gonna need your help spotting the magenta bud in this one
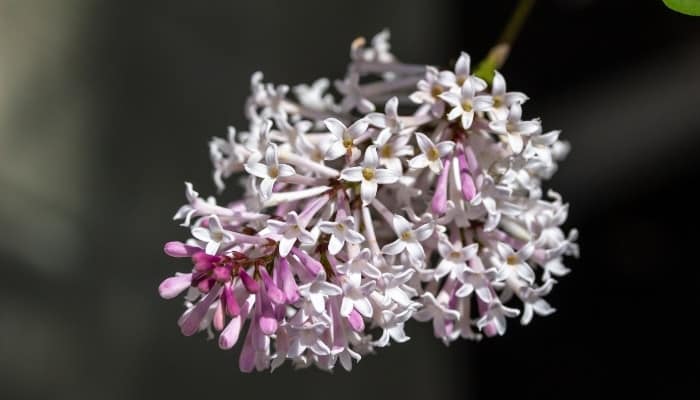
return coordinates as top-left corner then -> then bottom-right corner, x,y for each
222,283 -> 240,317
212,266 -> 232,282
238,269 -> 259,293
197,278 -> 213,293
275,257 -> 299,303
260,268 -> 285,305
192,252 -> 220,272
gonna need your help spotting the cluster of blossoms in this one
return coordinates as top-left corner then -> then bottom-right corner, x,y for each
159,31 -> 578,372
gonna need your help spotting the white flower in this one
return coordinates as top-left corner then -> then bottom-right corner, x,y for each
336,248 -> 381,285
413,293 -> 460,340
495,242 -> 536,284
489,103 -> 541,153
335,72 -> 375,113
267,211 -> 315,257
409,66 -> 448,117
323,117 -> 370,160
438,51 -> 487,92
244,143 -> 295,200
519,279 -> 557,325
434,238 -> 479,279
287,321 -> 332,357
340,145 -> 399,205
297,270 -> 343,314
476,301 -> 520,336
340,278 -> 375,318
293,78 -> 333,111
366,96 -> 404,136
191,215 -> 234,255
382,215 -> 433,266
455,262 -> 500,303
408,132 -> 455,173
381,269 -> 418,307
439,80 -> 493,129
373,128 -> 413,174
373,309 -> 413,347
210,126 -> 248,191
318,215 -> 365,255
489,71 -> 528,120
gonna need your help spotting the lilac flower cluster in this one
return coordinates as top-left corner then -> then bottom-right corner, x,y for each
159,30 -> 578,372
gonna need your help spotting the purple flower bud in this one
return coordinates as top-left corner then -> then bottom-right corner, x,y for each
158,273 -> 192,299
163,241 -> 201,258
238,269 -> 259,293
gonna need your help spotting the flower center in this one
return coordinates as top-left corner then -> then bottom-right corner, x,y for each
212,231 -> 224,242
427,147 -> 440,161
493,96 -> 503,108
461,101 -> 473,112
431,85 -> 444,98
380,145 -> 394,158
401,231 -> 413,241
450,251 -> 462,260
506,255 -> 519,265
362,167 -> 375,181
337,223 -> 346,232
457,76 -> 466,86
343,136 -> 354,149
268,165 -> 279,179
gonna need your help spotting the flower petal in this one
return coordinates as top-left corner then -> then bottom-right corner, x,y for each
340,166 -> 363,182
382,239 -> 406,255
324,118 -> 347,138
360,180 -> 378,205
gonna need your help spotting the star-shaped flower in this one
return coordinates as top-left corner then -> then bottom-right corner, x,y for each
489,71 -> 528,120
439,80 -> 493,129
367,96 -> 404,136
318,215 -> 366,255
408,132 -> 455,173
267,211 -> 315,257
438,51 -> 487,92
244,143 -> 295,200
413,292 -> 461,340
336,248 -> 381,285
382,215 -> 433,266
495,242 -> 536,284
489,103 -> 541,153
297,270 -> 343,313
323,117 -> 370,161
340,278 -> 375,318
434,238 -> 479,280
191,215 -> 235,255
476,300 -> 520,336
340,145 -> 399,205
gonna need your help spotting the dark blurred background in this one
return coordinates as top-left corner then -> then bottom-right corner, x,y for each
1,1 -> 698,399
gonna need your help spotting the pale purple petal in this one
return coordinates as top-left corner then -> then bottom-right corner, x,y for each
219,315 -> 242,349
158,273 -> 192,299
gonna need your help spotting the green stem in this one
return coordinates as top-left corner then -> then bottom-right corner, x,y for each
474,0 -> 536,85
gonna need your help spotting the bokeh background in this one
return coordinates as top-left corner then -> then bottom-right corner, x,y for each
1,1 -> 697,399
